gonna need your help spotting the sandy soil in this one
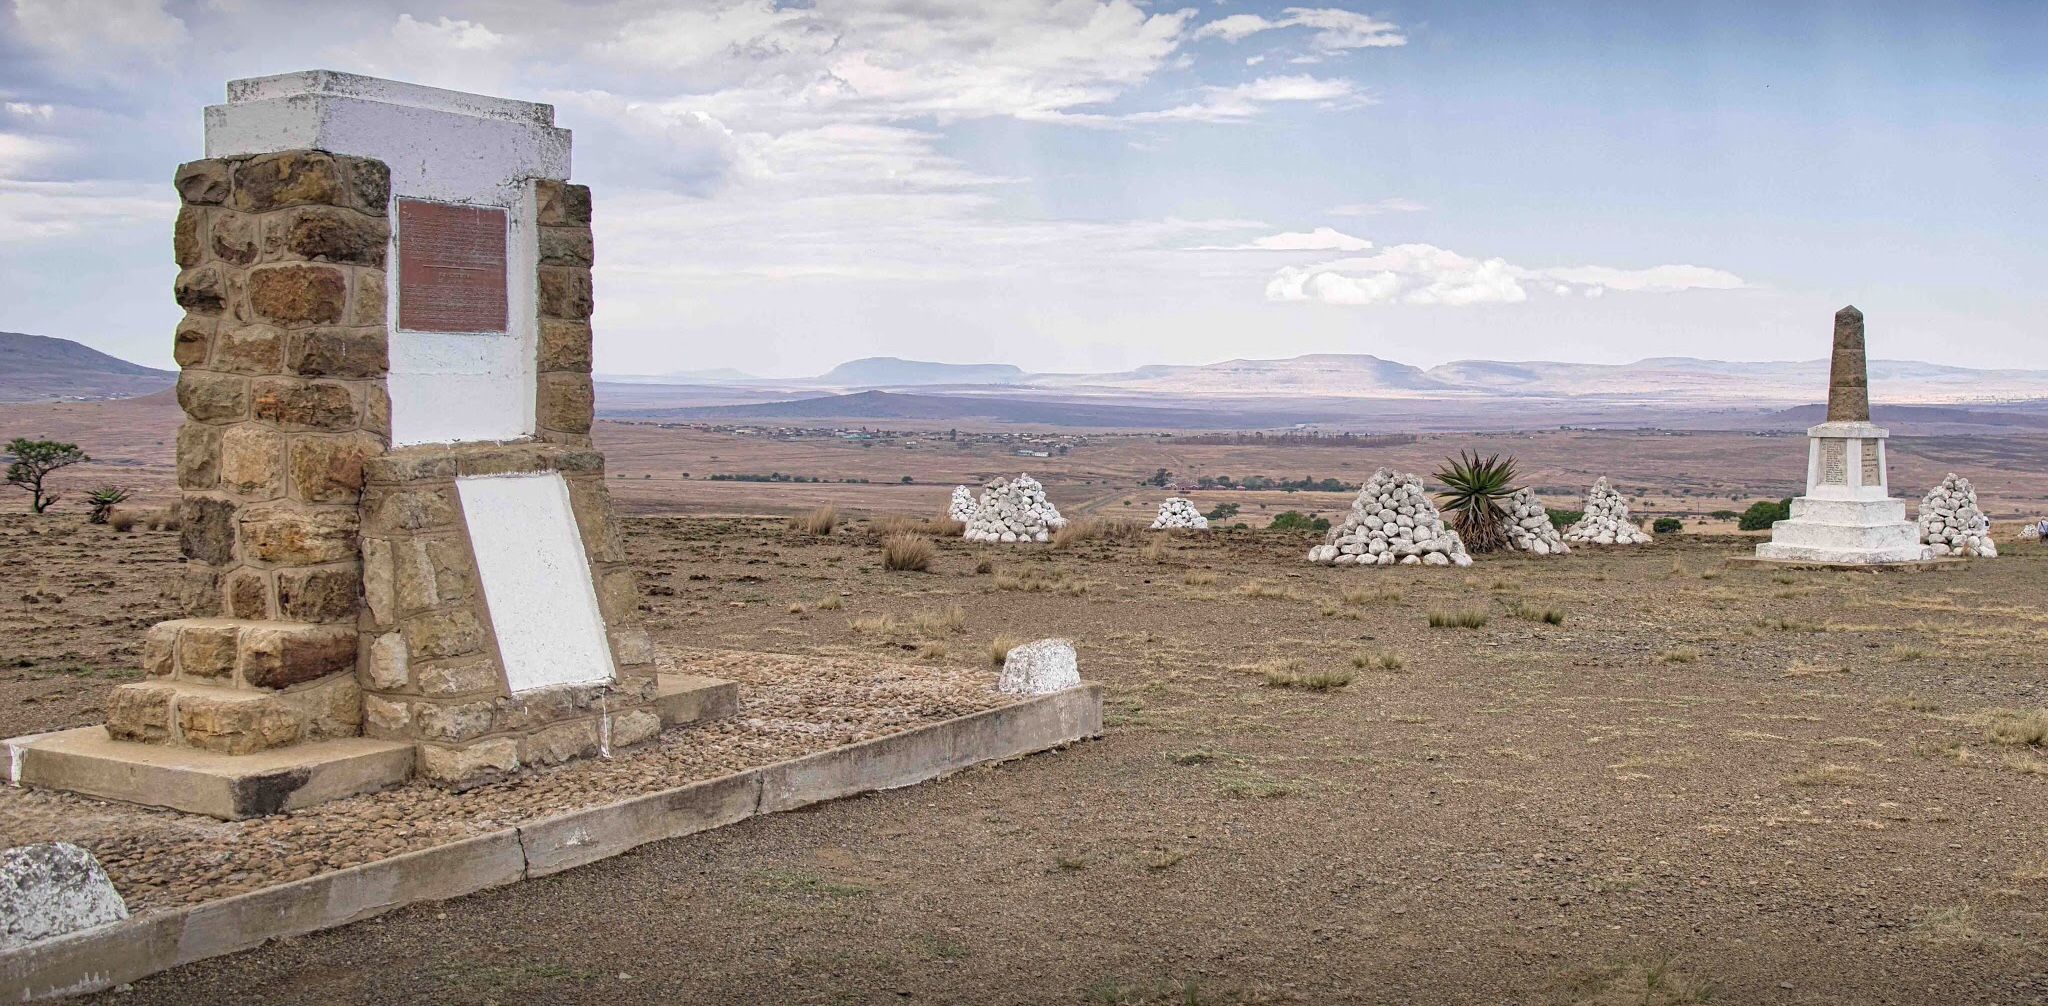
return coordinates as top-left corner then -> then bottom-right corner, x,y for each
0,511 -> 2036,1004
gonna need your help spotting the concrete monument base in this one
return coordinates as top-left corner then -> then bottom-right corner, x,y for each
1753,497 -> 1931,564
5,731 -> 415,821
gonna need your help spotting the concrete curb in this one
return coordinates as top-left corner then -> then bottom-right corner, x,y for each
1,684 -> 1102,1002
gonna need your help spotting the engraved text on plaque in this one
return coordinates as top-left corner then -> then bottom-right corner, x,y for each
1861,441 -> 1881,488
398,200 -> 508,333
1820,438 -> 1847,485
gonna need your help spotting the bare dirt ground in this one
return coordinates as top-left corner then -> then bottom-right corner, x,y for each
3,509 -> 2041,1004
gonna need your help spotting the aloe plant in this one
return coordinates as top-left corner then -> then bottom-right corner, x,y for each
85,486 -> 131,525
1433,451 -> 1521,553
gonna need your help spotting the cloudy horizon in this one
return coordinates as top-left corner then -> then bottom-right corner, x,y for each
2,1 -> 2040,378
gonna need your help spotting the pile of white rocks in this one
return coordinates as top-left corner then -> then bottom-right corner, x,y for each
1564,477 -> 1653,545
948,485 -> 977,523
2021,521 -> 2045,542
962,474 -> 1068,544
1503,487 -> 1570,556
1918,473 -> 1997,558
1307,468 -> 1472,567
1150,497 -> 1209,530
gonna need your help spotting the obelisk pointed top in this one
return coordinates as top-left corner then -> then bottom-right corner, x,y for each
1827,305 -> 1869,422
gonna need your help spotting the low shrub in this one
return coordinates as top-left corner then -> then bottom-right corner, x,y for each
1652,517 -> 1683,534
1267,511 -> 1329,533
1737,499 -> 1792,531
1546,509 -> 1584,530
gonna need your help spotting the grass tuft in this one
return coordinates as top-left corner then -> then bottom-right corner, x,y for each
788,506 -> 838,535
1351,650 -> 1405,671
1427,608 -> 1489,629
1251,657 -> 1354,691
881,533 -> 936,572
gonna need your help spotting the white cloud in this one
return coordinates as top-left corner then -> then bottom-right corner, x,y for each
1194,8 -> 1406,53
1329,197 -> 1425,215
10,0 -> 187,58
1266,241 -> 1744,306
1058,74 -> 1373,125
0,179 -> 169,239
1192,226 -> 1372,251
392,14 -> 505,52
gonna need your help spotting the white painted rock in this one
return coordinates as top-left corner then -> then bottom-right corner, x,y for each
1503,487 -> 1570,557
1,843 -> 128,950
948,485 -> 977,523
1564,477 -> 1652,545
1918,473 -> 1997,558
2021,521 -> 2045,542
962,475 -> 1067,544
1306,468 -> 1471,568
998,638 -> 1079,695
1150,497 -> 1209,530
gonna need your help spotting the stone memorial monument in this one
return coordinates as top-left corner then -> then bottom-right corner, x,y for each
3,71 -> 732,819
1752,307 -> 1933,565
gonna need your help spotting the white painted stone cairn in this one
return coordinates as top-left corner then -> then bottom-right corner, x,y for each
1918,474 -> 1997,558
1306,469 -> 1471,567
948,485 -> 977,523
1564,477 -> 1652,546
2021,521 -> 2045,542
1150,497 -> 1209,530
962,475 -> 1068,544
998,638 -> 1080,696
1503,487 -> 1570,555
1,843 -> 129,950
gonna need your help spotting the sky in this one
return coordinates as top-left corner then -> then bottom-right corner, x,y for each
1,0 -> 2042,378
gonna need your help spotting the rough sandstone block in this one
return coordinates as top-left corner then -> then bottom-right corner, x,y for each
537,226 -> 593,267
173,264 -> 227,314
208,210 -> 260,266
275,564 -> 361,623
288,326 -> 387,379
237,506 -> 360,565
364,630 -> 408,690
345,157 -> 390,214
172,314 -> 216,368
295,673 -> 363,740
252,379 -> 358,430
417,656 -> 500,697
610,626 -> 655,667
174,206 -> 203,267
218,425 -> 285,497
361,538 -> 396,628
222,567 -> 270,619
417,738 -> 517,787
211,323 -> 285,375
174,158 -> 231,205
239,623 -> 357,689
519,718 -> 600,766
264,205 -> 388,266
403,607 -> 485,661
597,567 -> 640,620
537,319 -> 592,373
176,691 -> 302,755
176,370 -> 248,422
566,476 -> 624,562
231,151 -> 347,212
175,621 -> 242,680
179,496 -> 238,565
247,264 -> 348,324
288,432 -> 378,504
350,270 -> 386,327
140,623 -> 178,678
362,693 -> 411,736
534,180 -> 592,226
180,565 -> 223,618
392,536 -> 474,613
536,372 -> 594,434
413,698 -> 496,744
176,423 -> 221,490
363,383 -> 391,437
364,451 -> 457,484
610,708 -> 662,749
536,267 -> 593,320
364,486 -> 459,532
104,682 -> 174,743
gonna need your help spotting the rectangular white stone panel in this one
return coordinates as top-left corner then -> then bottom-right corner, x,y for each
456,472 -> 615,693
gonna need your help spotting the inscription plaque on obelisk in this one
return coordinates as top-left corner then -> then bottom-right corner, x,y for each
398,200 -> 508,333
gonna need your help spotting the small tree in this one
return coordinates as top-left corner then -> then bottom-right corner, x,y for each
86,486 -> 132,524
5,438 -> 89,514
1737,498 -> 1793,531
1652,516 -> 1683,534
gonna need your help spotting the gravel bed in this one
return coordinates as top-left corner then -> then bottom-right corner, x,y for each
0,648 -> 1008,912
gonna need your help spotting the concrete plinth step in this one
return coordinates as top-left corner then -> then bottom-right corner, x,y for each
654,672 -> 738,728
4,728 -> 413,821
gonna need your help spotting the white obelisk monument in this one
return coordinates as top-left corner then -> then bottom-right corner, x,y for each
1754,306 -> 1933,565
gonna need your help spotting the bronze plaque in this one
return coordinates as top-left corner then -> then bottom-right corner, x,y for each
398,200 -> 508,333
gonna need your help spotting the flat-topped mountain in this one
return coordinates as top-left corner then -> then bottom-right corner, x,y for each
812,358 -> 1029,387
0,332 -> 174,403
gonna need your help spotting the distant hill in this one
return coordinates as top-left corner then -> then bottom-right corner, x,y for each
0,332 -> 174,403
607,389 -> 1322,429
812,358 -> 1028,387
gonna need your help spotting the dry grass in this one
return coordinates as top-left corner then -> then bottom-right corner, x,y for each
1351,650 -> 1405,672
1427,608 -> 1490,629
1051,518 -> 1146,549
1249,657 -> 1354,691
994,567 -> 1091,595
1561,956 -> 1718,1005
1656,646 -> 1700,664
881,533 -> 936,572
871,514 -> 962,538
1342,585 -> 1402,605
788,506 -> 839,535
1182,569 -> 1219,586
1782,661 -> 1849,678
1508,601 -> 1565,625
989,634 -> 1023,666
1238,579 -> 1310,602
849,604 -> 967,643
910,604 -> 967,635
108,507 -> 178,532
815,595 -> 844,611
1983,707 -> 2048,748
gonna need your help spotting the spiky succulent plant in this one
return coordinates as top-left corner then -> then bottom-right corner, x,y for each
1433,451 -> 1521,553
